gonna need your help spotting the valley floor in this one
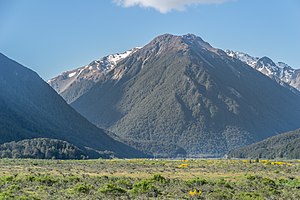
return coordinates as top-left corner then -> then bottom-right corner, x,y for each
0,158 -> 300,199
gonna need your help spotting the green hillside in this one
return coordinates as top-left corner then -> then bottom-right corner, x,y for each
228,129 -> 300,159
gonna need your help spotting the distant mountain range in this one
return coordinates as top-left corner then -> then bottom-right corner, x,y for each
225,50 -> 300,92
0,53 -> 146,159
48,33 -> 300,157
228,128 -> 300,159
49,43 -> 300,103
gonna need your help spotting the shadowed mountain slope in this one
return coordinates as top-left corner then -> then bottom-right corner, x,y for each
0,53 -> 146,158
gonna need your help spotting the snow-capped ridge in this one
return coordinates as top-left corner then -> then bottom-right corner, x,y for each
225,50 -> 259,67
225,49 -> 297,88
87,47 -> 141,73
48,34 -> 300,104
48,47 -> 140,97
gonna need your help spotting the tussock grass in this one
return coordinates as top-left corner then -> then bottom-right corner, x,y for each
0,158 -> 300,199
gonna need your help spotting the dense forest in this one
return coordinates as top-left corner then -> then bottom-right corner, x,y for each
0,138 -> 113,159
228,128 -> 300,159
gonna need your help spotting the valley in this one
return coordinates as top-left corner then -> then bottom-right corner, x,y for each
2,33 -> 300,160
1,1 -> 300,199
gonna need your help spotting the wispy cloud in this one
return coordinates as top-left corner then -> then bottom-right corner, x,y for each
113,0 -> 233,13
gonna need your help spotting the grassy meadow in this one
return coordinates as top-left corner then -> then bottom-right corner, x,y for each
0,158 -> 300,199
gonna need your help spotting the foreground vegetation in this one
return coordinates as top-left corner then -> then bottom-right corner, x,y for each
1,158 -> 300,199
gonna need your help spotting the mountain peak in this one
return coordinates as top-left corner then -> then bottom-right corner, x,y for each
142,34 -> 189,56
257,56 -> 276,67
181,33 -> 197,38
150,33 -> 180,43
182,34 -> 214,52
181,33 -> 204,43
144,33 -> 214,55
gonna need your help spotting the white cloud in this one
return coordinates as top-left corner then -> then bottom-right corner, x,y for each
113,0 -> 232,13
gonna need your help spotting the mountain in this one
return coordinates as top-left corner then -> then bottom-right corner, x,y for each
228,128 -> 300,159
50,34 -> 300,157
50,44 -> 300,103
225,50 -> 300,92
0,52 -> 146,158
48,48 -> 140,103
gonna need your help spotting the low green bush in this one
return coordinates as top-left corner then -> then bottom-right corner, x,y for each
99,183 -> 127,195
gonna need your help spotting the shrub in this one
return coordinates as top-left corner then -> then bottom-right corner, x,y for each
117,178 -> 132,189
66,175 -> 81,183
1,175 -> 14,183
131,180 -> 160,197
178,164 -> 189,168
36,175 -> 58,186
245,175 -> 261,181
207,189 -> 233,200
152,174 -> 168,184
99,183 -> 127,195
235,192 -> 263,200
71,183 -> 93,194
262,177 -> 277,189
7,184 -> 21,191
188,189 -> 202,197
186,177 -> 209,187
215,178 -> 233,189
0,191 -> 14,200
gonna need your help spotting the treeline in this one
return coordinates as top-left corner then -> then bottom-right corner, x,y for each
0,138 -> 88,159
123,139 -> 187,158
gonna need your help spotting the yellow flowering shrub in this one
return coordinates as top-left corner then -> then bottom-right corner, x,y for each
178,164 -> 189,168
189,189 -> 202,197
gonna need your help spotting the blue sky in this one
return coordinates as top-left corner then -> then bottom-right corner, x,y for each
0,0 -> 299,80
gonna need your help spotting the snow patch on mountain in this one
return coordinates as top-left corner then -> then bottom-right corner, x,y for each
68,72 -> 76,78
48,47 -> 140,94
225,50 -> 298,90
225,50 -> 259,67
